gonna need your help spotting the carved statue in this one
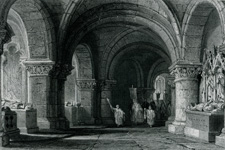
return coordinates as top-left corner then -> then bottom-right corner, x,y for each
206,70 -> 214,101
216,67 -> 225,102
188,46 -> 225,113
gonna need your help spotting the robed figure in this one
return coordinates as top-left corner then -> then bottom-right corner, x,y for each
129,86 -> 144,124
107,98 -> 125,127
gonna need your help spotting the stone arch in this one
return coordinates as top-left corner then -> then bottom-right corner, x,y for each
102,27 -> 171,79
1,8 -> 29,103
148,60 -> 169,89
147,59 -> 166,88
108,43 -> 170,81
11,0 -> 56,60
60,2 -> 181,65
74,44 -> 94,79
0,0 -> 16,26
59,0 -> 181,55
124,59 -> 144,88
182,0 -> 225,62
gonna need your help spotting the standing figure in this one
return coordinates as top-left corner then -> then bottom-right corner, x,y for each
146,105 -> 155,127
207,70 -> 214,101
216,68 -> 225,102
131,100 -> 144,125
106,98 -> 125,127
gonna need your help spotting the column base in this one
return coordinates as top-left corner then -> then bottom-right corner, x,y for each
168,122 -> 185,134
216,133 -> 225,147
19,127 -> 39,134
101,117 -> 114,125
165,116 -> 175,126
38,117 -> 69,130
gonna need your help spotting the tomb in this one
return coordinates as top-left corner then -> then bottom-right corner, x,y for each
185,110 -> 223,142
13,108 -> 39,133
184,45 -> 225,142
2,107 -> 20,146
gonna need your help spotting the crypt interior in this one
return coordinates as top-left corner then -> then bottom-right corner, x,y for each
1,0 -> 225,149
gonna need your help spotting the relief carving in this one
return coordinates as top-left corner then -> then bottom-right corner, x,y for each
171,66 -> 202,79
26,65 -> 53,75
76,79 -> 96,90
187,45 -> 225,113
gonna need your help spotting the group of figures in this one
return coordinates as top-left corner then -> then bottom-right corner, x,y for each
188,46 -> 225,113
106,98 -> 155,127
106,86 -> 156,127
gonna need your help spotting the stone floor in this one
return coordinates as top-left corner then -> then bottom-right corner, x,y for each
3,125 -> 225,150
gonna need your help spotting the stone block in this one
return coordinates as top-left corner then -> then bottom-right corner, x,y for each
216,134 -> 225,147
13,109 -> 39,133
184,110 -> 223,142
168,123 -> 185,134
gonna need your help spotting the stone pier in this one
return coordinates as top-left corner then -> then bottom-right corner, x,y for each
168,62 -> 201,134
100,80 -> 116,125
165,77 -> 175,126
24,61 -> 54,129
76,79 -> 96,124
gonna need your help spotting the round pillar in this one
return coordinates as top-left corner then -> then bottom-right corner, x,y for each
168,63 -> 201,134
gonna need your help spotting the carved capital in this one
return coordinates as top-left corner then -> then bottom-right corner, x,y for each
24,61 -> 54,76
76,79 -> 96,90
49,63 -> 74,80
98,80 -> 117,90
170,64 -> 202,81
168,80 -> 175,88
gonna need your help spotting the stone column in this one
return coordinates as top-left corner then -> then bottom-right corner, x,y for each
24,61 -> 54,129
168,63 -> 201,134
165,77 -> 175,126
99,80 -> 116,125
76,79 -> 96,124
48,63 -> 73,129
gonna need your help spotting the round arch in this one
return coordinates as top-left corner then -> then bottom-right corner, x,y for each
108,43 -> 170,81
59,2 -> 181,65
58,0 -> 181,52
182,0 -> 225,62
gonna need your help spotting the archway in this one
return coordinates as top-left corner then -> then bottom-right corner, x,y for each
65,44 -> 96,126
182,0 -> 225,62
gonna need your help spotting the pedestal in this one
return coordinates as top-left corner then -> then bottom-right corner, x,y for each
65,106 -> 86,126
168,121 -> 185,134
165,116 -> 175,126
216,132 -> 225,147
13,109 -> 39,133
184,110 -> 223,142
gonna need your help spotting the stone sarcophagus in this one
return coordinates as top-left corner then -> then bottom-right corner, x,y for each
12,109 -> 39,133
184,110 -> 224,142
1,107 -> 20,146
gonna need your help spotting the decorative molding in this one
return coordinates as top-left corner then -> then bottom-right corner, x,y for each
168,80 -> 175,88
76,79 -> 96,90
24,61 -> 54,76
